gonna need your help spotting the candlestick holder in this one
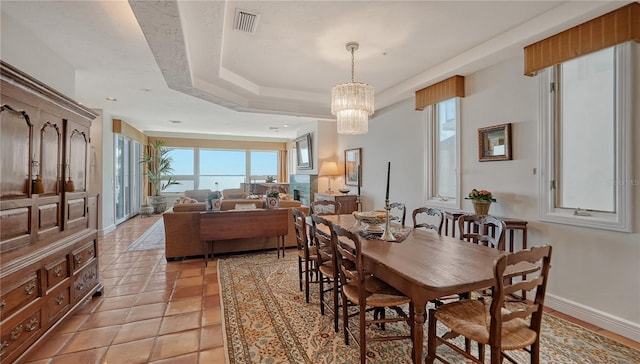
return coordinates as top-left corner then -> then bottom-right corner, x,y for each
356,195 -> 362,212
380,199 -> 396,241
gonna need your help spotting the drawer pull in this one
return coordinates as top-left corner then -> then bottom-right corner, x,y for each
0,300 -> 5,311
54,265 -> 63,277
88,248 -> 95,257
0,341 -> 8,356
75,255 -> 82,265
24,281 -> 36,295
10,325 -> 22,340
56,294 -> 65,305
77,283 -> 84,291
25,318 -> 38,332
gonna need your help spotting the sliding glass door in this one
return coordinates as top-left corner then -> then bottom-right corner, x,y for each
115,134 -> 142,224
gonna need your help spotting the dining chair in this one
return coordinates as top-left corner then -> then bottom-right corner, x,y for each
389,202 -> 406,226
412,207 -> 443,234
311,214 -> 341,332
427,245 -> 553,364
333,224 -> 414,364
293,208 -> 317,303
311,200 -> 342,216
458,214 -> 506,251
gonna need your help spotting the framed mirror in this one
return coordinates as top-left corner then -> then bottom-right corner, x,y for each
478,123 -> 512,161
295,133 -> 313,169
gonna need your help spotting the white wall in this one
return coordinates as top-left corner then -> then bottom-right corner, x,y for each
338,52 -> 640,341
0,13 -> 76,97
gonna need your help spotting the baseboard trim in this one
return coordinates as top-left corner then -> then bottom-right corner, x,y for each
99,223 -> 116,237
546,293 -> 640,342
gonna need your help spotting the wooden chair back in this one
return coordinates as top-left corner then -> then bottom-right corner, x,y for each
458,214 -> 506,250
332,224 -> 365,303
389,202 -> 407,226
311,214 -> 336,265
412,207 -> 443,234
292,208 -> 309,257
311,200 -> 342,216
488,245 -> 553,355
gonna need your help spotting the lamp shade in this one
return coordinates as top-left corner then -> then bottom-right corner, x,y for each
319,161 -> 341,176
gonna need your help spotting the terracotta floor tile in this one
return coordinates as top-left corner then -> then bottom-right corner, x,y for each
179,267 -> 203,278
203,293 -> 220,308
200,323 -> 224,350
100,277 -> 120,287
126,302 -> 167,323
79,307 -> 129,330
54,314 -> 90,334
58,326 -> 120,354
49,347 -> 107,364
129,267 -> 156,275
175,275 -> 204,287
112,318 -> 162,345
148,352 -> 199,364
105,282 -> 147,297
171,285 -> 203,300
148,329 -> 200,361
94,295 -> 137,312
102,337 -> 155,363
118,273 -> 150,285
199,347 -> 227,364
23,359 -> 51,364
101,268 -> 130,278
143,281 -> 175,292
204,282 -> 219,296
158,311 -> 202,335
134,290 -> 172,306
165,297 -> 202,316
202,308 -> 222,326
23,332 -> 74,360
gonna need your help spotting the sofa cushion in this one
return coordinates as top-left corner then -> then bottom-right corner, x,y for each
172,203 -> 206,212
183,189 -> 212,202
179,196 -> 199,204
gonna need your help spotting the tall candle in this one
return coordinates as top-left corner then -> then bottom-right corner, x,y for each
357,164 -> 361,196
385,162 -> 390,200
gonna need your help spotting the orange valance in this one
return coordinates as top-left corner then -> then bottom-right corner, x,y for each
415,75 -> 465,111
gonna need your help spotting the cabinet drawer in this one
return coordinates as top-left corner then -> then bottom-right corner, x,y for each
0,309 -> 41,361
73,263 -> 98,301
46,287 -> 70,323
45,257 -> 69,290
0,274 -> 39,321
72,241 -> 96,272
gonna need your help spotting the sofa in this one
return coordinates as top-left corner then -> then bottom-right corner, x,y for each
163,192 -> 309,260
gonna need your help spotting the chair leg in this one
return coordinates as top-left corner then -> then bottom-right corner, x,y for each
342,290 -> 350,345
490,346 -> 501,364
298,256 -> 303,292
319,271 -> 325,315
359,302 -> 367,364
332,277 -> 340,332
427,309 -> 437,364
531,339 -> 540,364
304,260 -> 311,303
478,342 -> 485,361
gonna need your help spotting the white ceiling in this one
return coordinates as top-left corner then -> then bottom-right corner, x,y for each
1,1 -> 626,141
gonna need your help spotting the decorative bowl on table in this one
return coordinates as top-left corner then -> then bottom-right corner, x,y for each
353,210 -> 387,233
338,188 -> 351,194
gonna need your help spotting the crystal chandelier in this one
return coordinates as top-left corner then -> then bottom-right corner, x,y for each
331,42 -> 374,135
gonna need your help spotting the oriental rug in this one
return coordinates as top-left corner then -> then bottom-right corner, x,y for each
218,252 -> 639,364
125,219 -> 165,252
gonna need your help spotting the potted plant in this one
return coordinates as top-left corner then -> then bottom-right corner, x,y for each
465,188 -> 497,215
140,139 -> 179,213
265,190 -> 280,209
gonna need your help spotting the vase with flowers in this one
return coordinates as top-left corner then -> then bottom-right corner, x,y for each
466,189 -> 497,215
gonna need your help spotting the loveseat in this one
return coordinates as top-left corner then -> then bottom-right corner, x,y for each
163,194 -> 308,260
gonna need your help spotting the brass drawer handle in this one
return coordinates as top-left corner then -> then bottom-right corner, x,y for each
0,341 -> 8,356
55,294 -> 65,305
25,318 -> 38,332
75,255 -> 83,265
77,283 -> 84,291
54,265 -> 63,277
10,325 -> 22,340
0,300 -> 5,311
88,248 -> 95,257
24,281 -> 36,295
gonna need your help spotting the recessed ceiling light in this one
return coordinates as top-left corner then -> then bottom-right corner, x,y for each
141,88 -> 152,92
106,97 -> 117,101
169,120 -> 183,124
283,124 -> 289,128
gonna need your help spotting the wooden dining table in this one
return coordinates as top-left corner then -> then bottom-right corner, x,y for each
320,214 -> 535,363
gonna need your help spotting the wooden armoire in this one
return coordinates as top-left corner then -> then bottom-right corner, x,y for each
0,61 -> 102,363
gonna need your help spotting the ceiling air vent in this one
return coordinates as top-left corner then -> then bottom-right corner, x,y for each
234,9 -> 260,34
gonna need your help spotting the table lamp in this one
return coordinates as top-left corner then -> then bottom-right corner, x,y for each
319,161 -> 342,193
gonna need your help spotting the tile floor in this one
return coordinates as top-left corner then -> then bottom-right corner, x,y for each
22,214 -> 639,363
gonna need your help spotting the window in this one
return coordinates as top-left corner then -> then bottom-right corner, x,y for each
160,147 -> 280,193
425,97 -> 460,208
539,43 -> 632,232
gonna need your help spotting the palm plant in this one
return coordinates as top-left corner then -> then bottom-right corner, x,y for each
141,139 -> 179,196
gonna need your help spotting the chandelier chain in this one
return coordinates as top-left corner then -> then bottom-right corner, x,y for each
351,47 -> 355,83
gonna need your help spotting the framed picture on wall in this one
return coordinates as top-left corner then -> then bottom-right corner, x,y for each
344,147 -> 362,186
295,133 -> 313,169
478,123 -> 512,161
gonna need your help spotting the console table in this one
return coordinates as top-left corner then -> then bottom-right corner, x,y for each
314,192 -> 358,214
199,209 -> 289,266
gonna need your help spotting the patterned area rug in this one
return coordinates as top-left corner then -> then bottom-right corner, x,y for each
218,252 -> 640,363
125,219 -> 165,252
